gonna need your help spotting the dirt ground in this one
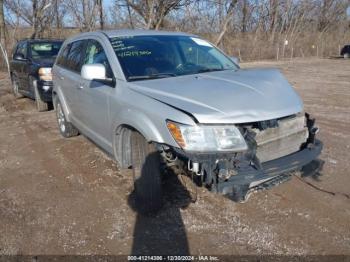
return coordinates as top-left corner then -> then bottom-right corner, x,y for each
0,58 -> 349,256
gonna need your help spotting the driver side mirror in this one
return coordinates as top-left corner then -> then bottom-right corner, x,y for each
14,53 -> 27,61
81,63 -> 106,80
81,64 -> 115,87
230,56 -> 240,65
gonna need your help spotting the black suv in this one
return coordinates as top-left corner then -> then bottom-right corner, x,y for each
10,39 -> 63,111
341,45 -> 350,59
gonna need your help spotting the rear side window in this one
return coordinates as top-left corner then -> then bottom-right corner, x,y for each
56,44 -> 71,67
64,40 -> 85,73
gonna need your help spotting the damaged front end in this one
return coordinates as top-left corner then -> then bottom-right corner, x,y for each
159,113 -> 323,202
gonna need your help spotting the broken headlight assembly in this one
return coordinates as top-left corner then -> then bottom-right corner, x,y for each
166,120 -> 248,152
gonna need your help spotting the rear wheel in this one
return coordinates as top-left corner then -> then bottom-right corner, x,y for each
131,131 -> 162,213
11,75 -> 23,99
54,97 -> 79,138
344,53 -> 350,59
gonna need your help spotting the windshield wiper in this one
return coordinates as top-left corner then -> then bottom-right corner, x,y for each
128,73 -> 177,81
197,68 -> 225,73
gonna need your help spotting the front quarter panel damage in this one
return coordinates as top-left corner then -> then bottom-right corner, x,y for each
158,113 -> 323,202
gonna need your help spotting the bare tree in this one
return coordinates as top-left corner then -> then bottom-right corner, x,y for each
97,0 -> 104,29
240,0 -> 248,33
5,0 -> 32,27
31,0 -> 53,38
215,0 -> 238,46
65,0 -> 99,31
0,0 -> 6,48
4,0 -> 55,39
82,0 -> 97,31
126,0 -> 134,28
125,0 -> 190,29
269,0 -> 279,43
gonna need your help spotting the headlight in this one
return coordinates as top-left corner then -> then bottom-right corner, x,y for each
166,120 -> 248,152
38,67 -> 52,81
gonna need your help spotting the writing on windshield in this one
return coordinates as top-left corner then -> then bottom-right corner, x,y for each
109,35 -> 237,81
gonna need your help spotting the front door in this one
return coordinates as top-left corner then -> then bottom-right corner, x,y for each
13,42 -> 29,94
76,39 -> 115,149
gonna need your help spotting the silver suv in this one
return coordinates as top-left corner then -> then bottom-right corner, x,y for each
52,30 -> 322,212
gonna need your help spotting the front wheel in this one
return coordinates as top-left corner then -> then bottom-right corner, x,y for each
131,131 -> 162,213
344,53 -> 350,59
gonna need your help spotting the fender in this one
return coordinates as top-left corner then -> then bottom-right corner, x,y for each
112,107 -> 180,168
113,107 -> 165,144
110,83 -> 195,147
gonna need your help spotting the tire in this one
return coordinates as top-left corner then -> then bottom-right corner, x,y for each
344,53 -> 350,59
11,75 -> 23,99
131,131 -> 162,213
33,79 -> 48,112
54,97 -> 79,138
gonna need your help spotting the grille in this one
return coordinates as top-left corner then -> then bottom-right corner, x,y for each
253,114 -> 309,163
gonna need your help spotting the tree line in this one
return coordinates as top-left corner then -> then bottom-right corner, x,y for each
0,0 -> 349,61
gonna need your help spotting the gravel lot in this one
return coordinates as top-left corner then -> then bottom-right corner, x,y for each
0,58 -> 349,256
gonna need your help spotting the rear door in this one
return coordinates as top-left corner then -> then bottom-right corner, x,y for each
55,40 -> 86,120
76,39 -> 114,147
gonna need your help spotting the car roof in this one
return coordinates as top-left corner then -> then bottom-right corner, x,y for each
67,29 -> 196,41
103,29 -> 195,38
18,39 -> 64,43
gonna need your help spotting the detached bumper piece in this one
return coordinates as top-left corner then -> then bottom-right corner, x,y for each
217,140 -> 323,202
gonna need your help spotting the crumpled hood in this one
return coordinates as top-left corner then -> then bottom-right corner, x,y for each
129,68 -> 303,124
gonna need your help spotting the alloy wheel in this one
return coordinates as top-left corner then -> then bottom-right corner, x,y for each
56,102 -> 66,133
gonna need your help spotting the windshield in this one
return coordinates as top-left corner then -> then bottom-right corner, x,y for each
109,35 -> 238,81
30,42 -> 63,59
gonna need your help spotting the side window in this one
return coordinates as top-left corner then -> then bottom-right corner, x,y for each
83,40 -> 113,78
13,43 -> 22,58
56,43 -> 71,68
15,42 -> 27,58
65,40 -> 85,73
